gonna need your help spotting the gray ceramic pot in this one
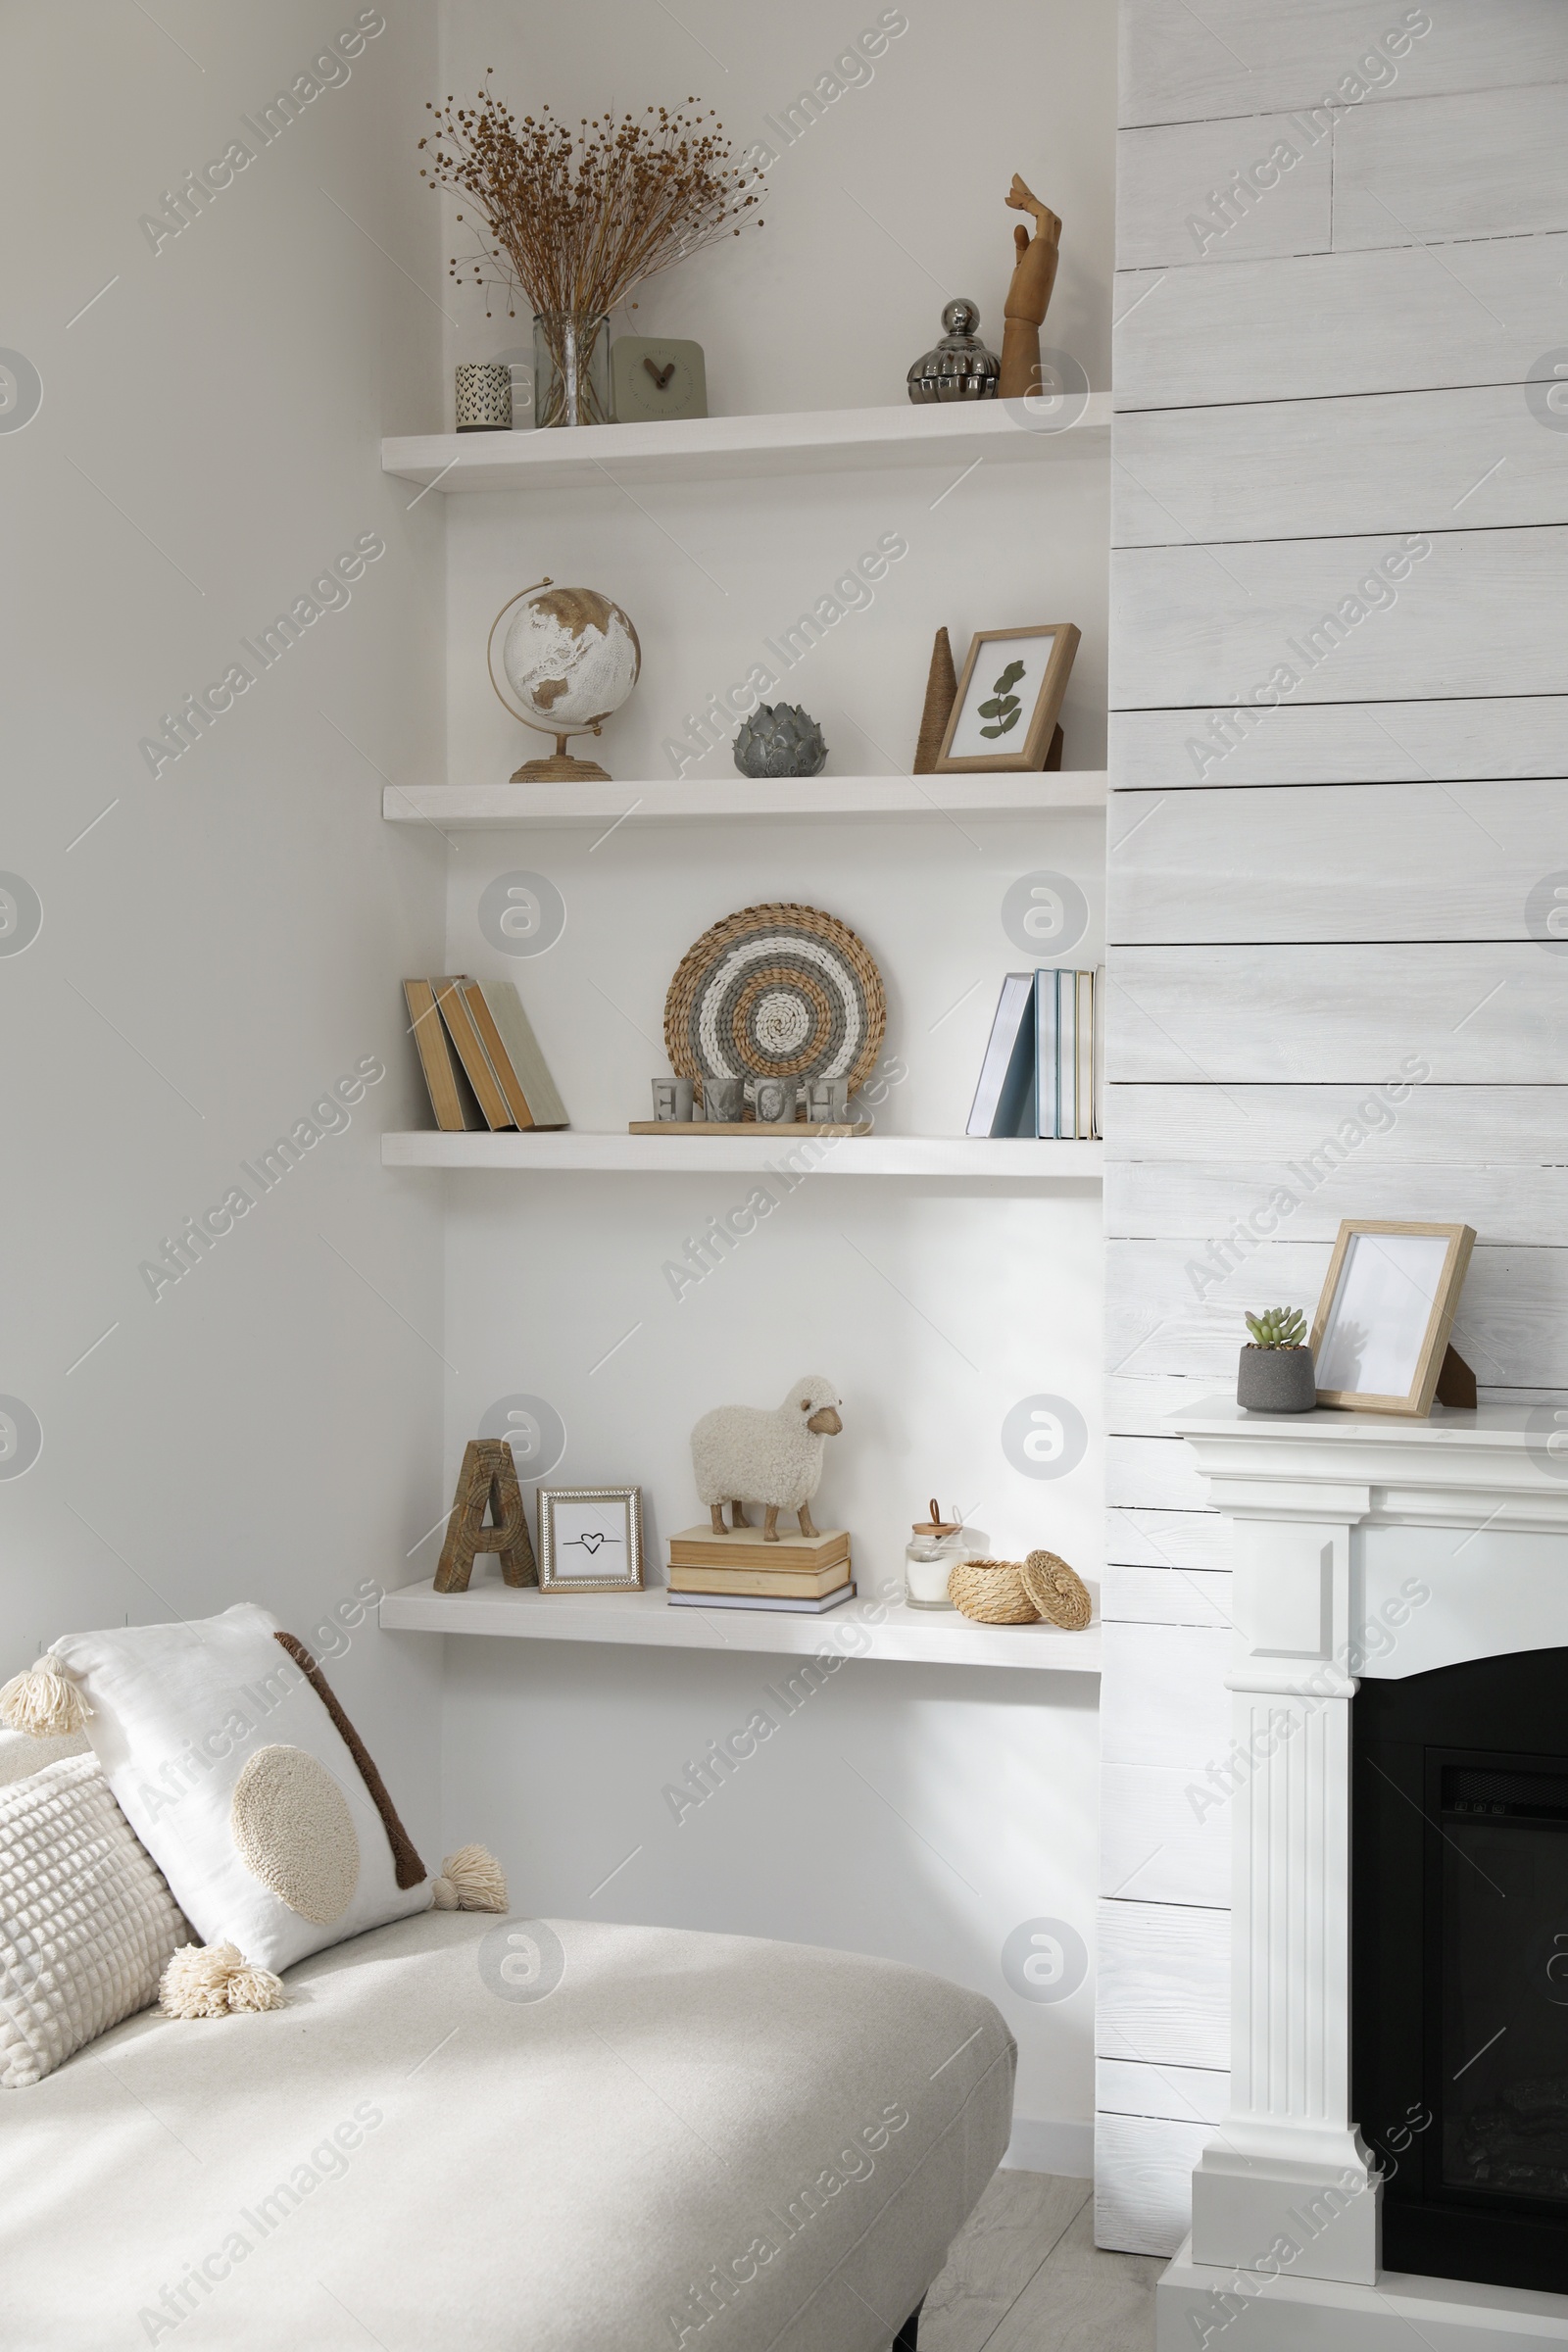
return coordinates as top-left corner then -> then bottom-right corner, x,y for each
1237,1345 -> 1316,1413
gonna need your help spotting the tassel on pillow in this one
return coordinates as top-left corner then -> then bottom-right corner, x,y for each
160,1942 -> 287,2019
430,1843 -> 509,1913
0,1656 -> 93,1739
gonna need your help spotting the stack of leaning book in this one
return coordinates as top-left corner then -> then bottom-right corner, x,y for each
665,1524 -> 857,1616
404,977 -> 567,1133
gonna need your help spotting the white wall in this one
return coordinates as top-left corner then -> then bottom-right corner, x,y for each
1101,0 -> 1568,2255
437,0 -> 1114,419
416,0 -> 1117,2151
0,3 -> 448,1847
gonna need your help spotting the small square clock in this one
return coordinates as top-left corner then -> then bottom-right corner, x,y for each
611,337 -> 708,425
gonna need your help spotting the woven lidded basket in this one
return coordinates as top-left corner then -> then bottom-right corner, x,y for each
947,1559 -> 1038,1625
1020,1549 -> 1093,1631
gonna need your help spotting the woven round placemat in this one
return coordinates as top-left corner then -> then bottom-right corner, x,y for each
663,903 -> 886,1102
948,1559 -> 1039,1626
1020,1549 -> 1093,1631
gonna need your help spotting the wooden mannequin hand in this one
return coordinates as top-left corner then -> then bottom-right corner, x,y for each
1004,174 -> 1061,326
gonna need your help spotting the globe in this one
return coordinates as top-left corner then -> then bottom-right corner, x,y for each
500,585 -> 641,735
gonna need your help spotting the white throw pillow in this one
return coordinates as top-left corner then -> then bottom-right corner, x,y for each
0,1753 -> 187,2086
51,1605 -> 431,1976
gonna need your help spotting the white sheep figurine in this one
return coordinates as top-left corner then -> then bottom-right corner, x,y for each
691,1376 -> 844,1542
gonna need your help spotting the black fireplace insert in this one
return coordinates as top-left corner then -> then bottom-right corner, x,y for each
1353,1644 -> 1568,2295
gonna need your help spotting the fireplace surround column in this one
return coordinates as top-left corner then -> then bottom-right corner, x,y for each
1190,1494 -> 1379,2285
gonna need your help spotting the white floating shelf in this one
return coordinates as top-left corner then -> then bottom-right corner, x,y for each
384,772 -> 1107,830
383,394 -> 1110,497
378,1577 -> 1101,1674
381,1133 -> 1103,1177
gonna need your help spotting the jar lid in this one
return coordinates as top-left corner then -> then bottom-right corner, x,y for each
911,1496 -> 960,1537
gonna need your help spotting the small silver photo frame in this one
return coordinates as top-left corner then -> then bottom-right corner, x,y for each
537,1486 -> 645,1592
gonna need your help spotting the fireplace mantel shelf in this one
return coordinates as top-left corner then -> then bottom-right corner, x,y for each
1170,1398 -> 1568,1535
1175,1398 -> 1555,1447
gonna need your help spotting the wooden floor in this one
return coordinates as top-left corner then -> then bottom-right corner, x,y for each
918,2173 -> 1160,2352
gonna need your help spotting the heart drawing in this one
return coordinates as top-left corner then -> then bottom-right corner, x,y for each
568,1530 -> 619,1554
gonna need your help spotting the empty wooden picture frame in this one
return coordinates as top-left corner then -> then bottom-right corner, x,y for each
537,1485 -> 645,1592
1309,1220 -> 1476,1416
934,623 -> 1080,772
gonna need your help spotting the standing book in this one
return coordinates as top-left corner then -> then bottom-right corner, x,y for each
967,974 -> 1036,1138
460,981 -> 534,1130
1034,969 -> 1059,1140
1091,966 -> 1103,1139
1075,971 -> 1096,1140
1055,973 -> 1077,1141
475,981 -> 568,1130
433,978 -> 514,1131
404,979 -> 480,1132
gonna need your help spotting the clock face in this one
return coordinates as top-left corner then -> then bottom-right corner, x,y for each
610,337 -> 708,424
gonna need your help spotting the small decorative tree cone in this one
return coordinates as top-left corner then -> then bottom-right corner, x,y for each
947,1558 -> 1039,1625
1021,1550 -> 1092,1630
1236,1345 -> 1317,1414
912,627 -> 957,773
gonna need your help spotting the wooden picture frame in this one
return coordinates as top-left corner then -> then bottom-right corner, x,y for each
934,623 -> 1081,773
1309,1221 -> 1476,1417
537,1485 -> 645,1592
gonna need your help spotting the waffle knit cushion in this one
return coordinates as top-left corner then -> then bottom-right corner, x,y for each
50,1605 -> 431,1977
0,1753 -> 186,2087
0,1727 -> 89,1790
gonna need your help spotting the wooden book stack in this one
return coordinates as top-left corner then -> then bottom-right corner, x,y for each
665,1525 -> 856,1615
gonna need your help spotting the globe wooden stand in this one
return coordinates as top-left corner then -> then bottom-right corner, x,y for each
512,732 -> 612,782
487,579 -> 638,785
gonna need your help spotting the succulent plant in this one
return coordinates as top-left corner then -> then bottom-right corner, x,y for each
1245,1306 -> 1307,1349
732,703 -> 827,779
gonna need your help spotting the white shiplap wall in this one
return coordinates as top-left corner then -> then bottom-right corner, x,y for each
1100,0 -> 1568,2254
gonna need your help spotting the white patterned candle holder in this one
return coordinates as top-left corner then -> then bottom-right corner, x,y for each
456,363 -> 513,433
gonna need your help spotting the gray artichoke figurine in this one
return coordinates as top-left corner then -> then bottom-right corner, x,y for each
732,704 -> 828,778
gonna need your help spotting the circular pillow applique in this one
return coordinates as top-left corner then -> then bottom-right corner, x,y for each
230,1744 -> 360,1924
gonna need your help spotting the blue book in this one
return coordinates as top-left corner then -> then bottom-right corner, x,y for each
1034,970 -> 1059,1139
967,975 -> 1036,1137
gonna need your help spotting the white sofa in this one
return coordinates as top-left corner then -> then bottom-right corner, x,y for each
0,1908 -> 1014,2350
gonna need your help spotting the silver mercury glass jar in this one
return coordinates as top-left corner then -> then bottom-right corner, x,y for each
906,299 -> 1003,404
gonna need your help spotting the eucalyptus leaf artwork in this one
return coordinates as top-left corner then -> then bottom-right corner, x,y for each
977,659 -> 1026,739
934,622 -> 1080,774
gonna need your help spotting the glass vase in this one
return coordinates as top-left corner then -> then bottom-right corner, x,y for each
532,312 -> 613,428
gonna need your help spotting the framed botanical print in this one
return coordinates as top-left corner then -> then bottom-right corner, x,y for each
935,623 -> 1081,773
1309,1221 -> 1476,1416
536,1486 -> 645,1592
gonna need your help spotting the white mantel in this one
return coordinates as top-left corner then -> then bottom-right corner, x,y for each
1154,1401 -> 1568,2352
